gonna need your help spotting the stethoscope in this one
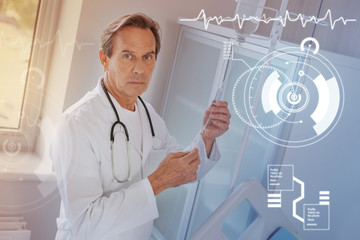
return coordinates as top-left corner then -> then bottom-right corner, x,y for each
101,79 -> 155,183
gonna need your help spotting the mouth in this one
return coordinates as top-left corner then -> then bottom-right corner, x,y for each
128,82 -> 146,86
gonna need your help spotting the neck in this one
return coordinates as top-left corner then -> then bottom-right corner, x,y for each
103,76 -> 137,111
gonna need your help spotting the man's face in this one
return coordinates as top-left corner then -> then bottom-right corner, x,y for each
102,27 -> 156,99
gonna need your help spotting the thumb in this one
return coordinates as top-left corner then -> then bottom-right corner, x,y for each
169,151 -> 189,158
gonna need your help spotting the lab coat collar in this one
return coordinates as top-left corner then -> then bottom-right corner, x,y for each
138,98 -> 153,165
95,77 -> 114,113
95,77 -> 154,167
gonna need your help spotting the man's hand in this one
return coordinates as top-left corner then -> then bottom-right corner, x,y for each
201,101 -> 231,155
148,149 -> 200,195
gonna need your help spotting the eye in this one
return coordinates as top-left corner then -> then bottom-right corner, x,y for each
144,55 -> 152,61
123,54 -> 133,60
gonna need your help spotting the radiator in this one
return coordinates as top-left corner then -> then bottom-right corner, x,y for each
0,217 -> 31,240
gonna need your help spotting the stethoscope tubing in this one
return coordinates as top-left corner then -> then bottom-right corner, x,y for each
101,79 -> 155,183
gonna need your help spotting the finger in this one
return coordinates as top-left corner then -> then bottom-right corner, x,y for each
189,155 -> 200,166
207,116 -> 230,128
206,106 -> 230,119
204,109 -> 212,117
184,149 -> 200,164
211,119 -> 230,130
208,113 -> 231,123
213,101 -> 228,107
190,172 -> 198,181
188,150 -> 200,161
170,151 -> 189,158
206,112 -> 230,126
208,106 -> 231,117
187,149 -> 200,162
190,148 -> 199,155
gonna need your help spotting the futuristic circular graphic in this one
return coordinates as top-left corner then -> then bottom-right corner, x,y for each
232,37 -> 344,148
232,66 -> 293,129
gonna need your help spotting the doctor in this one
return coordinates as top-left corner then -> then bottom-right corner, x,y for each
51,13 -> 231,240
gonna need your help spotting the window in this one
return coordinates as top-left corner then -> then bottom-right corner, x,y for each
0,0 -> 40,129
0,0 -> 61,153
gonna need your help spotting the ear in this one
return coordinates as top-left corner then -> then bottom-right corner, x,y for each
99,49 -> 109,70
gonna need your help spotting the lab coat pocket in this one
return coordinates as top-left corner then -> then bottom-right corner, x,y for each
143,149 -> 167,178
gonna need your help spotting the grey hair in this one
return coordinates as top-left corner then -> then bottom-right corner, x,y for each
100,13 -> 161,59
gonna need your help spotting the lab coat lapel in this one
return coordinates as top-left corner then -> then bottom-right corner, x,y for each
138,98 -> 153,165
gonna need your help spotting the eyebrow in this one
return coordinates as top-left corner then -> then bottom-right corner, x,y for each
121,50 -> 155,56
120,50 -> 135,54
145,51 -> 155,56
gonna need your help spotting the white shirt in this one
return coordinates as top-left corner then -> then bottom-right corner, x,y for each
51,78 -> 221,240
113,96 -> 143,155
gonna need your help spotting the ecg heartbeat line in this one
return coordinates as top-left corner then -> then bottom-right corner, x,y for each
180,9 -> 357,31
0,30 -> 94,56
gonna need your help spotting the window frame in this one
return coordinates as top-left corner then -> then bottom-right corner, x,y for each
0,0 -> 62,153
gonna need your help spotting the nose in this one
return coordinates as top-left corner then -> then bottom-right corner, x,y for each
133,59 -> 144,75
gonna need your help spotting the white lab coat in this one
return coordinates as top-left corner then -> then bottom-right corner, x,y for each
50,79 -> 221,240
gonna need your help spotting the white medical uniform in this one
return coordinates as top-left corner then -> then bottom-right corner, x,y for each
50,79 -> 221,240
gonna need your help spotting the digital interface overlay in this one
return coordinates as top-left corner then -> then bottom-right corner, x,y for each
231,37 -> 345,148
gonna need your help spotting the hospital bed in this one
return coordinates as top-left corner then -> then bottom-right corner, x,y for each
189,179 -> 299,240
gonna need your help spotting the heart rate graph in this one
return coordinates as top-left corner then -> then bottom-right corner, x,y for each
179,9 -> 357,31
0,30 -> 94,56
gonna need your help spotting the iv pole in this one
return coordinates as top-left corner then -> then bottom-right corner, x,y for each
227,0 -> 290,196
